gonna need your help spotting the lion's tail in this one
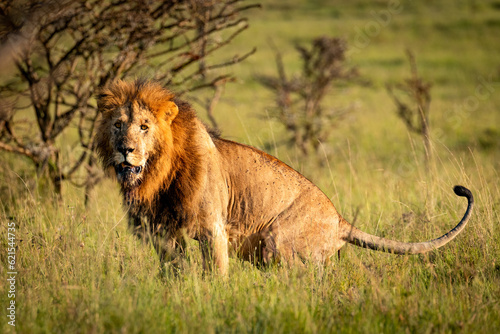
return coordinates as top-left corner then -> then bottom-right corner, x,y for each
342,186 -> 474,255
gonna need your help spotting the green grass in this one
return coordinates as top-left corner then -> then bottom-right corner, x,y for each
1,0 -> 500,333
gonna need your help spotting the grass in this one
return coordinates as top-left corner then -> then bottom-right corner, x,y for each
1,0 -> 500,333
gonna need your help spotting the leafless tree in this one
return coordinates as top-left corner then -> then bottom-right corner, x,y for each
0,0 -> 259,202
258,36 -> 357,158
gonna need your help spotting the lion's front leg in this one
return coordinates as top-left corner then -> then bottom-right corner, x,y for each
158,234 -> 187,266
129,215 -> 188,268
198,220 -> 229,276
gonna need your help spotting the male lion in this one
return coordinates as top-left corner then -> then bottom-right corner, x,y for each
96,79 -> 473,275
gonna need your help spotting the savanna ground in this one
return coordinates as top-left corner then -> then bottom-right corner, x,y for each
1,0 -> 500,332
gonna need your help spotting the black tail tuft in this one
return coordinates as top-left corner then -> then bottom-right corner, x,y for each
453,185 -> 473,201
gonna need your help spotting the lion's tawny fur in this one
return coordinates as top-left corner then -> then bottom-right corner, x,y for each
95,79 -> 473,275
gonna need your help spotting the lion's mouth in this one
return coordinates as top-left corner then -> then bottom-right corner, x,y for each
115,161 -> 143,176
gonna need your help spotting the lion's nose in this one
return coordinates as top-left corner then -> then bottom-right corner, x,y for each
117,145 -> 135,156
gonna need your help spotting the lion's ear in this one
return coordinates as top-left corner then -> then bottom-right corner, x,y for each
162,101 -> 179,125
96,90 -> 113,112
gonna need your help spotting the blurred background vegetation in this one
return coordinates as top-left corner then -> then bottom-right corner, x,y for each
1,0 -> 499,333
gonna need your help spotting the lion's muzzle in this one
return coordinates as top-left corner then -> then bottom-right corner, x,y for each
115,162 -> 144,185
115,161 -> 143,175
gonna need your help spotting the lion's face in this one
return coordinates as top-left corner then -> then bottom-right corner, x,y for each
107,105 -> 158,186
96,80 -> 179,190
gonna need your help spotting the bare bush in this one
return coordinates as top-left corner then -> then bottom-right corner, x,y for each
386,50 -> 432,167
258,36 -> 357,158
0,0 -> 259,201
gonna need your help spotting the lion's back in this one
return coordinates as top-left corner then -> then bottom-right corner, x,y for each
215,138 -> 334,222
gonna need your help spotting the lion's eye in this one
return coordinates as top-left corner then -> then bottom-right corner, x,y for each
140,124 -> 148,131
114,122 -> 121,129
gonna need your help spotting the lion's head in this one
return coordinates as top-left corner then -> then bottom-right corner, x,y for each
95,80 -> 180,198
